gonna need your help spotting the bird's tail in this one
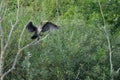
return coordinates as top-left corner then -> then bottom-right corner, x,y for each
31,33 -> 38,39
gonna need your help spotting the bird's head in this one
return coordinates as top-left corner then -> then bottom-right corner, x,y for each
40,20 -> 48,25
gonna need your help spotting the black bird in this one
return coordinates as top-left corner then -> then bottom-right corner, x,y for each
26,21 -> 59,39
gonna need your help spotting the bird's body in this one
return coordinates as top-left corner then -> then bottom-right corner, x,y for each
26,21 -> 59,39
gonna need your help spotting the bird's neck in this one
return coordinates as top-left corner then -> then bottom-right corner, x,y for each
37,26 -> 42,33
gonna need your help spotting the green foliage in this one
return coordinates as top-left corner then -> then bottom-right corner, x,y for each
1,0 -> 120,80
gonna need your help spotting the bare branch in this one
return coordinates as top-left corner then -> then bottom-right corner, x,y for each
98,1 -> 113,80
0,0 -> 6,23
15,0 -> 19,24
75,67 -> 80,80
116,68 -> 120,73
1,24 -> 25,79
0,0 -> 4,13
18,25 -> 26,49
21,40 -> 37,50
0,0 -> 5,54
32,34 -> 49,45
1,50 -> 20,79
0,24 -> 4,54
0,22 -> 4,77
2,34 -> 49,78
2,24 -> 27,78
4,22 -> 15,51
0,0 -> 5,78
21,34 -> 49,50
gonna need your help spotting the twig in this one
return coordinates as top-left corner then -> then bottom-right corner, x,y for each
18,25 -> 26,49
0,0 -> 4,13
116,68 -> 120,73
32,34 -> 49,45
21,34 -> 49,50
0,24 -> 4,56
21,40 -> 37,50
4,22 -> 16,51
75,67 -> 80,80
0,20 -> 4,78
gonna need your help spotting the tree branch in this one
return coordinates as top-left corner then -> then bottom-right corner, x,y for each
0,19 -> 4,78
98,1 -> 113,80
4,21 -> 16,51
0,0 -> 5,78
18,25 -> 26,49
116,68 -> 120,73
21,34 -> 49,50
2,33 -> 49,78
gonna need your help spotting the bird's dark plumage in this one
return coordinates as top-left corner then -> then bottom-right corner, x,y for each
42,22 -> 59,32
26,21 -> 59,39
26,22 -> 37,32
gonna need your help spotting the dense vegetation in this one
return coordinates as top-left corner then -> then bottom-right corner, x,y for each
0,0 -> 120,80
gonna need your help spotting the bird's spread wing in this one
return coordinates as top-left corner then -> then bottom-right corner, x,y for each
26,22 -> 37,32
41,22 -> 59,32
